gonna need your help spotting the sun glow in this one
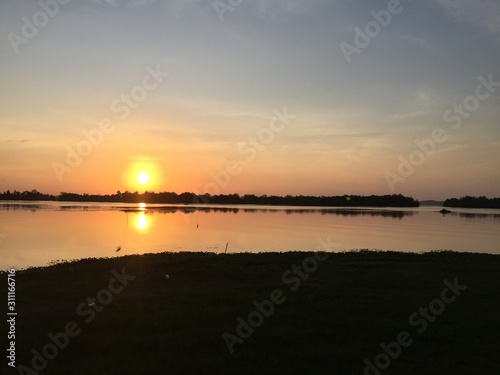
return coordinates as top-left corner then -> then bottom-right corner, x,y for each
136,172 -> 150,185
123,157 -> 164,191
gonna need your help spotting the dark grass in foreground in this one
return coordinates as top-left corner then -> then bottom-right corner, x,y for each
2,251 -> 499,375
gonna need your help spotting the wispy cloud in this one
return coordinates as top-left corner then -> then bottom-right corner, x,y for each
435,0 -> 500,40
169,0 -> 204,17
435,143 -> 470,154
396,35 -> 433,50
388,111 -> 426,121
168,0 -> 327,19
254,0 -> 330,19
288,130 -> 388,145
91,0 -> 158,6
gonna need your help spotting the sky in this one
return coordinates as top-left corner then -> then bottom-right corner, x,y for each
0,0 -> 499,200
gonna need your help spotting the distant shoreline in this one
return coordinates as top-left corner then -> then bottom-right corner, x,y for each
0,191 -> 420,207
2,191 -> 498,208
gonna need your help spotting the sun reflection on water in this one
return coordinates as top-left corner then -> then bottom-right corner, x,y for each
136,213 -> 148,230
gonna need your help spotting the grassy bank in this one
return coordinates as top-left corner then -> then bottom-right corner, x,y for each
2,251 -> 499,375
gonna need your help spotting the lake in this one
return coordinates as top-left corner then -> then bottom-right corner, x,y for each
0,201 -> 499,269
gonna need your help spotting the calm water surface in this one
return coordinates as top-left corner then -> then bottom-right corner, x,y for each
0,201 -> 499,269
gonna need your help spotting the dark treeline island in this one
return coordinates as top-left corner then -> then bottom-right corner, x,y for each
0,189 -> 420,207
443,196 -> 500,209
2,190 -> 498,208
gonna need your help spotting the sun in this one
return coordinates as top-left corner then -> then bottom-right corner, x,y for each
136,172 -> 150,185
123,157 -> 164,191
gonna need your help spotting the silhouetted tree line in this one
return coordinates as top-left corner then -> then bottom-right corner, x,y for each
0,190 -> 420,207
0,190 -> 53,201
443,196 -> 500,209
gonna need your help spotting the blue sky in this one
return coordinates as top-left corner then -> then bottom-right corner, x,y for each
1,0 -> 499,199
